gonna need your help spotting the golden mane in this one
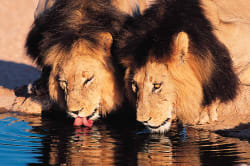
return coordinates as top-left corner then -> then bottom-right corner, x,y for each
165,33 -> 215,124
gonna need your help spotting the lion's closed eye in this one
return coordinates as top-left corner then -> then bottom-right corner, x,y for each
83,75 -> 94,86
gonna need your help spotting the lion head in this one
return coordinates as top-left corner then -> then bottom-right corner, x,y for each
121,31 -> 238,133
45,32 -> 124,125
123,32 -> 206,132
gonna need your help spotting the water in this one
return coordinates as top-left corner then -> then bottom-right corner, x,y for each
0,109 -> 249,166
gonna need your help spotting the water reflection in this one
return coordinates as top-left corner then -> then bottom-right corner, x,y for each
0,114 -> 42,165
0,109 -> 249,166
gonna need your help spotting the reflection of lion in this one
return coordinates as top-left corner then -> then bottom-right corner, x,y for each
26,0 -> 146,126
118,0 -> 250,132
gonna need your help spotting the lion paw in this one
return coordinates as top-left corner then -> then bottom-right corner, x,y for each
199,111 -> 210,124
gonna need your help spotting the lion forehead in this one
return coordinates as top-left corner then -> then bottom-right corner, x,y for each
60,57 -> 102,78
133,61 -> 170,84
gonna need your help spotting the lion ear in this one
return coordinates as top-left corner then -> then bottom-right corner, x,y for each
98,32 -> 113,55
173,31 -> 189,63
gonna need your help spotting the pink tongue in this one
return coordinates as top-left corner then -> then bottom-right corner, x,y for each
73,117 -> 93,127
73,117 -> 83,126
82,117 -> 93,127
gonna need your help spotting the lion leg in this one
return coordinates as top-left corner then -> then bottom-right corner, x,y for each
199,100 -> 219,124
208,100 -> 219,122
199,111 -> 210,124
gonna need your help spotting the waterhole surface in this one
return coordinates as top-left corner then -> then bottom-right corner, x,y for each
0,109 -> 249,166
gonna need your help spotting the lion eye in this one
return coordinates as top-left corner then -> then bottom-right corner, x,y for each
131,81 -> 138,93
153,83 -> 162,92
83,75 -> 94,86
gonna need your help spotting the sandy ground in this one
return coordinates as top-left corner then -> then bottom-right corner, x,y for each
0,0 -> 41,89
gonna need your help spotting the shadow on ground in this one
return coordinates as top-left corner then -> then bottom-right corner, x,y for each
216,122 -> 250,140
0,60 -> 40,89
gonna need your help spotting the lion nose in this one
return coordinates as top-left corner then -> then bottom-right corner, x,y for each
71,108 -> 84,115
71,110 -> 80,115
70,108 -> 83,115
138,117 -> 152,124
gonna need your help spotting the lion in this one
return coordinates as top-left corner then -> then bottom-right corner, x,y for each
25,0 -> 147,127
117,0 -> 250,133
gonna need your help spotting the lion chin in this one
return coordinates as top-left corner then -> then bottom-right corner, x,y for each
136,93 -> 175,133
146,117 -> 173,133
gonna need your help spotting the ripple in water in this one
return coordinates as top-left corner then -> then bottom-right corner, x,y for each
0,112 -> 249,166
0,117 -> 43,165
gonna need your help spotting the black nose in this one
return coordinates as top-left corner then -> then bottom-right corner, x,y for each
71,108 -> 84,115
71,110 -> 80,115
142,117 -> 152,124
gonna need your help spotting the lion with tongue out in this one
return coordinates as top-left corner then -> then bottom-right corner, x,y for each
25,0 -> 147,127
49,47 -> 123,127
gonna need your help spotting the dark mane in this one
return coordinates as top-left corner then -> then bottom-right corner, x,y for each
26,0 -> 129,67
117,0 -> 239,105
